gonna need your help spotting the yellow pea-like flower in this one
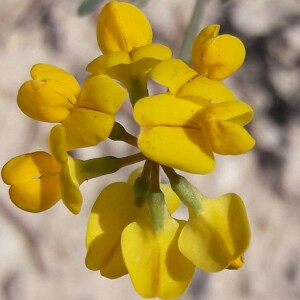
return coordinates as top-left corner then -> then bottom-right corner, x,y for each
134,93 -> 255,174
85,181 -> 144,278
1,151 -> 61,213
191,24 -> 246,80
17,64 -> 80,122
87,1 -> 172,96
178,193 -> 251,272
121,215 -> 195,299
85,170 -> 181,279
63,74 -> 127,149
150,23 -> 246,98
18,64 -> 127,150
136,26 -> 253,174
1,125 -> 85,214
151,58 -> 238,104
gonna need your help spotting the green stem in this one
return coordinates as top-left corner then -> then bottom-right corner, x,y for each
150,162 -> 160,192
179,0 -> 206,62
109,122 -> 137,147
80,152 -> 145,180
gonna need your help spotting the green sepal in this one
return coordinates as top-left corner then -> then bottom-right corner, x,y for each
163,167 -> 201,212
133,175 -> 150,207
147,190 -> 166,231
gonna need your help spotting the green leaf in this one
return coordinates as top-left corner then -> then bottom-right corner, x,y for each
78,0 -> 104,16
179,0 -> 205,62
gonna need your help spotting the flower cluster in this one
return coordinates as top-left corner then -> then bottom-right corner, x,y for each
1,1 -> 255,299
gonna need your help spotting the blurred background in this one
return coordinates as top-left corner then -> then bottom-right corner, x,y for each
0,0 -> 300,299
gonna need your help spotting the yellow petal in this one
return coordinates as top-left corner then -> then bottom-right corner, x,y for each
137,126 -> 215,174
178,193 -> 251,272
62,108 -> 115,150
134,93 -> 202,128
125,43 -> 173,80
48,125 -> 84,214
192,24 -> 219,48
204,121 -> 256,154
151,59 -> 198,94
160,184 -> 181,214
49,125 -> 68,164
31,64 -> 80,97
177,75 -> 237,104
199,101 -> 255,154
59,158 -> 83,214
121,216 -> 195,299
78,74 -> 127,114
86,182 -> 145,278
199,101 -> 254,125
87,44 -> 172,90
97,1 -> 152,53
192,24 -> 246,80
17,64 -> 80,122
1,152 -> 61,212
130,43 -> 172,64
88,44 -> 172,75
86,52 -> 131,75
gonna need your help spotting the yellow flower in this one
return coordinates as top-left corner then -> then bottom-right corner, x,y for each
17,64 -> 80,122
85,181 -> 145,279
1,151 -> 61,212
122,215 -> 195,299
17,63 -> 127,149
1,126 -> 84,214
134,25 -> 254,174
178,193 -> 251,272
151,58 -> 238,103
191,24 -> 246,80
150,24 -> 246,99
85,171 -> 181,279
97,1 -> 152,54
134,94 -> 255,174
86,1 -> 171,99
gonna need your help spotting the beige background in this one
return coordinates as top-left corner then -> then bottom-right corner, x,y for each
1,0 -> 300,299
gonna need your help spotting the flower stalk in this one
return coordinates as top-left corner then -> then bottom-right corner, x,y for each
80,153 -> 145,180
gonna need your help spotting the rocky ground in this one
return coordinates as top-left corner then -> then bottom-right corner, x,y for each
0,0 -> 300,299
